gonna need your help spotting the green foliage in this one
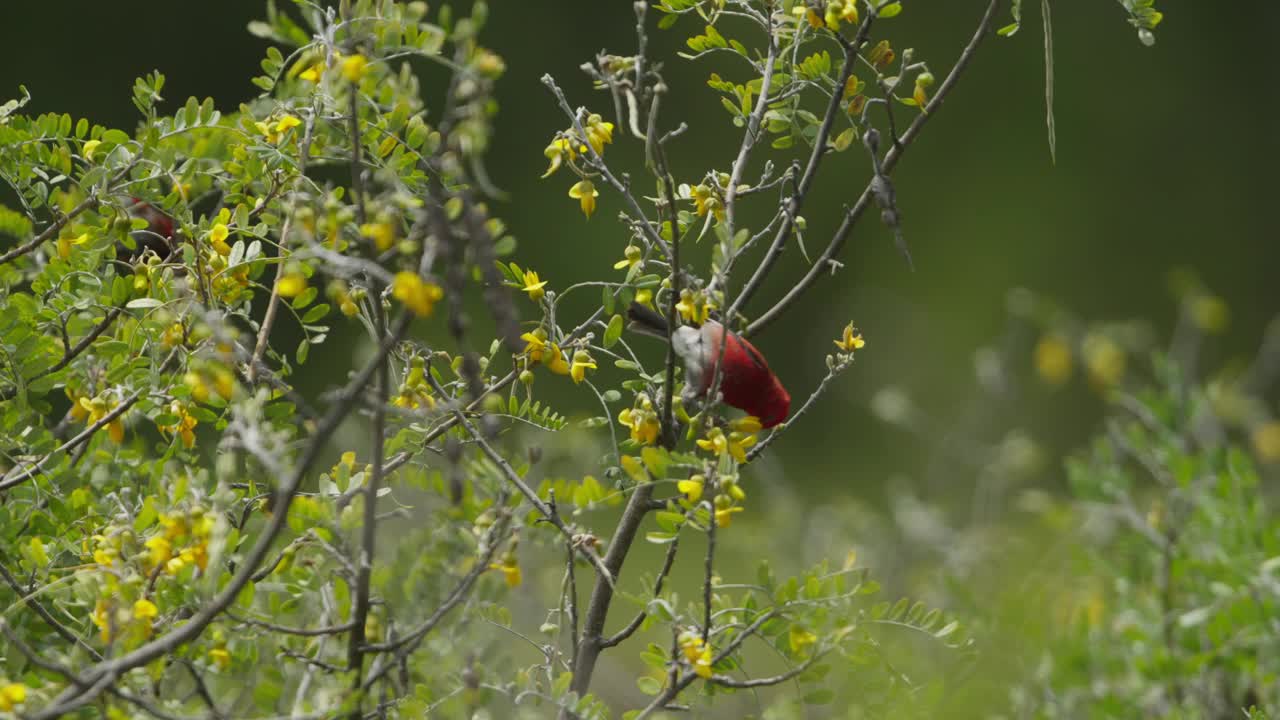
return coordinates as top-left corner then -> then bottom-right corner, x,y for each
0,1 -> 1179,718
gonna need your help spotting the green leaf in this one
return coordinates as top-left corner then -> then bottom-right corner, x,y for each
878,2 -> 903,18
604,314 -> 624,348
301,304 -> 331,323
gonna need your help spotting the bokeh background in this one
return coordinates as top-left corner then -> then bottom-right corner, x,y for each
4,0 -> 1279,713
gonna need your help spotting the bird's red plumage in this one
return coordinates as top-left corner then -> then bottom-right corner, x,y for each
702,325 -> 791,428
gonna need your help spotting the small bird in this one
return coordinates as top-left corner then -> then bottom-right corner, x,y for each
627,302 -> 791,428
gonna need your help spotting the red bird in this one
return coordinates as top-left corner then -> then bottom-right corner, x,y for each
627,302 -> 791,428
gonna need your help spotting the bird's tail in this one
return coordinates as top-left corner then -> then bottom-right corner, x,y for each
626,302 -> 669,339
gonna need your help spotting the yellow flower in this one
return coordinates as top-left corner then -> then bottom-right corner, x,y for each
133,598 -> 159,620
274,114 -> 302,136
489,556 -> 522,587
0,682 -> 27,712
714,506 -> 743,528
679,631 -> 714,679
392,271 -> 444,317
340,53 -> 370,82
570,350 -> 597,384
619,406 -> 660,446
1252,422 -> 1280,464
675,289 -> 697,323
541,137 -> 578,178
1083,334 -> 1125,387
584,113 -> 615,155
834,322 -> 866,352
568,180 -> 599,219
1189,295 -> 1229,334
360,222 -> 395,251
208,223 -> 232,256
209,647 -> 232,669
545,344 -> 571,375
276,271 -> 308,298
81,395 -> 125,443
83,139 -> 102,161
613,244 -> 642,271
341,451 -> 357,469
689,184 -> 723,222
697,427 -> 728,456
677,475 -> 705,503
162,322 -> 185,348
91,599 -> 113,642
913,71 -> 934,108
634,288 -> 654,309
1035,335 -> 1073,386
159,401 -> 198,448
298,63 -> 324,82
521,329 -> 548,363
521,269 -> 548,302
144,535 -> 172,570
789,625 -> 818,655
56,232 -> 90,260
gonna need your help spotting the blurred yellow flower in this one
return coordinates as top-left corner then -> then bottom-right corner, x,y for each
133,598 -> 159,620
392,272 -> 444,317
340,53 -> 370,82
276,271 -> 308,298
1252,422 -> 1280,463
1035,335 -> 1073,386
0,682 -> 27,711
1083,334 -> 1125,387
82,139 -> 102,161
360,222 -> 395,251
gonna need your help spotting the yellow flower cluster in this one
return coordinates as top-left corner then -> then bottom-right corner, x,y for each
68,389 -> 126,443
158,401 -> 198,448
695,421 -> 759,464
794,1 -> 857,31
618,394 -> 660,445
184,365 -> 236,404
392,271 -> 444,317
675,289 -> 715,325
393,356 -> 437,410
690,184 -> 724,223
520,328 -> 595,384
254,114 -> 302,144
360,221 -> 396,252
678,630 -> 715,679
542,113 -> 614,219
144,509 -> 214,577
0,682 -> 27,711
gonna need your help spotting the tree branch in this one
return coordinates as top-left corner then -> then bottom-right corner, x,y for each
747,0 -> 1003,337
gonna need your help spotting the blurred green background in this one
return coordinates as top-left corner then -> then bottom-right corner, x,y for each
3,1 -> 1278,711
